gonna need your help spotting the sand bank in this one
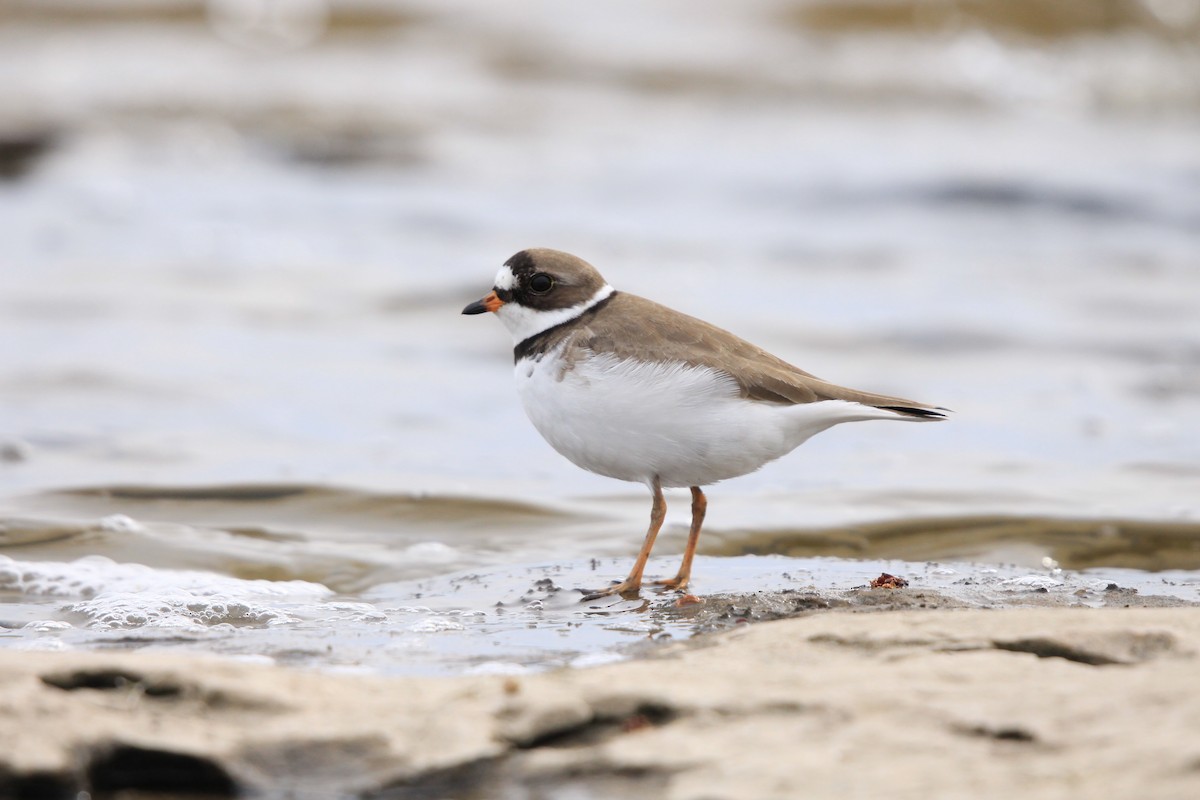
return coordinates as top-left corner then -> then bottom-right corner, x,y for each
3,602 -> 1199,799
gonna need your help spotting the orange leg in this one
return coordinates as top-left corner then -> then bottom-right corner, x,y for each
582,478 -> 666,601
654,486 -> 706,593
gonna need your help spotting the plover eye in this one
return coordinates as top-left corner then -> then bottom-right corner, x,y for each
529,273 -> 554,294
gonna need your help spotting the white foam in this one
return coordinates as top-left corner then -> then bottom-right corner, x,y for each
23,620 -> 72,632
401,542 -> 459,563
313,601 -> 388,623
999,574 -> 1065,590
409,618 -> 465,633
98,514 -> 145,533
68,590 -> 290,630
0,554 -> 332,599
0,554 -> 335,631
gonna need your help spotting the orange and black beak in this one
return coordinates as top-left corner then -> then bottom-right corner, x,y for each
462,291 -> 504,315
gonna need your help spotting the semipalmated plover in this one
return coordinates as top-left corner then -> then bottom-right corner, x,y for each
464,249 -> 946,600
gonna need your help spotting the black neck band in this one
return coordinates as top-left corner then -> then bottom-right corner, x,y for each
513,291 -> 617,364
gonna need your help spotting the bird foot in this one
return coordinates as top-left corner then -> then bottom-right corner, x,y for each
651,576 -> 689,593
579,581 -> 643,602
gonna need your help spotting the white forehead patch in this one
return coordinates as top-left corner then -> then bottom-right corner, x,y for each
494,265 -> 517,291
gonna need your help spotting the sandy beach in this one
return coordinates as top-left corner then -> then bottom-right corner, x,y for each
4,596 -> 1199,799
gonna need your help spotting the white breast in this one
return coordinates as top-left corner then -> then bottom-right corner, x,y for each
515,349 -> 892,488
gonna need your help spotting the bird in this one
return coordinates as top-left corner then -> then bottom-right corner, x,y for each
463,249 -> 946,600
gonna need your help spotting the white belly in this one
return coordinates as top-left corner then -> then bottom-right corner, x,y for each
515,350 -> 884,488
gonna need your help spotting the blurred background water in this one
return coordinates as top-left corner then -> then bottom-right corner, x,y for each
1,0 -> 1198,673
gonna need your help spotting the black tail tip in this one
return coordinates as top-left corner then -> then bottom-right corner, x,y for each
879,405 -> 950,420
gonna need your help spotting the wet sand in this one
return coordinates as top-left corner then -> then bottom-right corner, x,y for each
3,599 -> 1199,799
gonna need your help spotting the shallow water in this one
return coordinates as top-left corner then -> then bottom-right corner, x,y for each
1,0 -> 1198,674
4,550 -> 1197,677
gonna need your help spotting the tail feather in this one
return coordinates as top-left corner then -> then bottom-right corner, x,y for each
803,378 -> 948,421
876,405 -> 949,420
